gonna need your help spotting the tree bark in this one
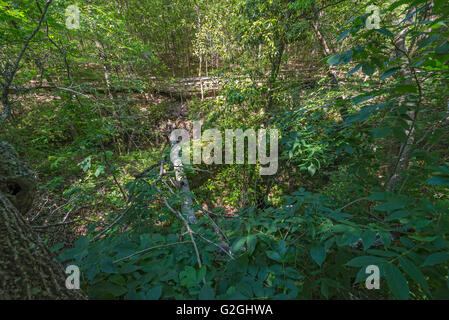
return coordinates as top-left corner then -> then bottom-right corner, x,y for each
0,142 -> 86,299
311,2 -> 339,87
94,40 -> 115,100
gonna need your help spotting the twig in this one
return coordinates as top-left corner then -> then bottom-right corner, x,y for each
195,232 -> 233,259
161,196 -> 205,284
113,241 -> 190,263
90,207 -> 131,242
32,217 -> 96,229
172,166 -> 213,173
338,198 -> 368,211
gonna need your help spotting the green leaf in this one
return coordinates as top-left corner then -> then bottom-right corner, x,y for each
180,266 -> 199,287
232,237 -> 246,253
386,210 -> 409,221
338,29 -> 350,41
400,237 -> 415,248
146,285 -> 162,300
398,257 -> 431,295
310,246 -> 326,267
199,284 -> 215,300
384,263 -> 409,300
418,33 -> 440,50
346,102 -> 389,123
347,256 -> 387,267
422,252 -> 449,267
277,240 -> 287,256
380,67 -> 400,80
361,230 -> 377,251
246,235 -> 257,255
435,41 -> 449,54
49,242 -> 64,252
285,267 -> 303,280
362,63 -> 375,76
374,199 -> 408,212
347,64 -> 362,77
321,281 -> 329,299
426,176 -> 449,186
371,126 -> 391,139
339,50 -> 353,64
308,163 -> 317,176
375,27 -> 394,38
366,249 -> 397,258
94,165 -> 106,177
395,84 -> 417,93
101,258 -> 117,274
90,282 -> 127,298
266,251 -> 282,262
77,156 -> 92,172
409,235 -> 436,242
379,231 -> 392,248
327,54 -> 340,66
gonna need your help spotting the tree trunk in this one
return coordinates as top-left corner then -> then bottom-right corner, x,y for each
0,142 -> 86,299
385,7 -> 424,192
311,2 -> 339,87
94,40 -> 115,100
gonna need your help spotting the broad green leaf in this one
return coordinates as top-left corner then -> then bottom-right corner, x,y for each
362,63 -> 375,76
371,126 -> 391,139
374,199 -> 408,212
310,245 -> 326,267
394,84 -> 418,93
199,285 -> 215,300
398,257 -> 431,295
427,176 -> 449,186
347,63 -> 362,77
346,256 -> 387,267
246,235 -> 257,255
384,263 -> 410,300
379,231 -> 392,248
90,282 -> 127,298
327,54 -> 340,66
380,67 -> 400,80
375,27 -> 394,38
266,251 -> 282,262
361,230 -> 377,251
308,163 -> 317,176
435,41 -> 449,54
338,29 -> 350,41
386,210 -> 409,221
232,237 -> 246,253
422,252 -> 449,267
146,285 -> 162,300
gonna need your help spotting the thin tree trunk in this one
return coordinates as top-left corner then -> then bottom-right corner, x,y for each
386,7 -> 428,192
94,40 -> 115,100
194,0 -> 204,100
311,2 -> 339,87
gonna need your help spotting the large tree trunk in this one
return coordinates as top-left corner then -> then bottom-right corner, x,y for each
0,142 -> 85,299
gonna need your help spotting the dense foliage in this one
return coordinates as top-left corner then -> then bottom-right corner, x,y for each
1,0 -> 448,299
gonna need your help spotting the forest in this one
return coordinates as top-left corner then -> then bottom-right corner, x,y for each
0,0 -> 448,300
